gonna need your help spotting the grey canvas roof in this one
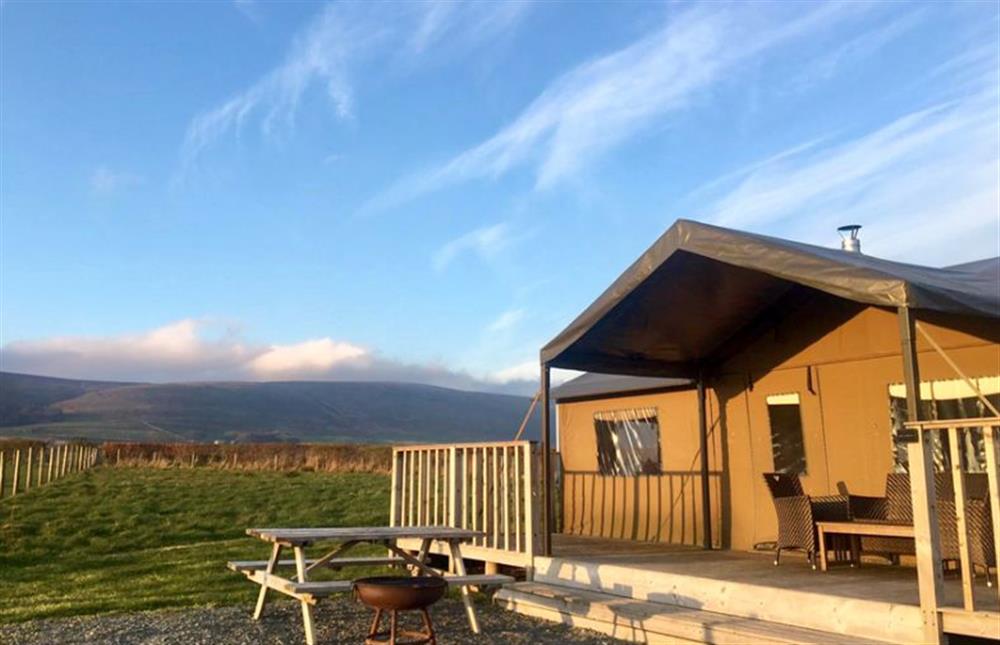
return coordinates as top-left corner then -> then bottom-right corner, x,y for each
552,372 -> 691,401
541,219 -> 999,377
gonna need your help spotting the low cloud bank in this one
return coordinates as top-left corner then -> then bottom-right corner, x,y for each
0,319 -> 543,396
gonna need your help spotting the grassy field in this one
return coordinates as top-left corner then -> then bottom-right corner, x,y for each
0,467 -> 391,623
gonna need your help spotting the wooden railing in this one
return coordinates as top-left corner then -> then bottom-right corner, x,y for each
905,417 -> 999,641
562,470 -> 721,546
390,441 -> 543,568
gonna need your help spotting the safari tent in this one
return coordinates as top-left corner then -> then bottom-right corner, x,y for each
540,219 -> 999,554
391,219 -> 999,643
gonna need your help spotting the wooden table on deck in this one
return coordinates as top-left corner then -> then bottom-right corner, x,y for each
230,526 -> 509,645
816,520 -> 914,571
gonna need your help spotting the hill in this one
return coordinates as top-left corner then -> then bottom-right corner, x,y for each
0,372 -> 538,443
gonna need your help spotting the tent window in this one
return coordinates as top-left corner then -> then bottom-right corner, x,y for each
889,376 -> 999,473
594,407 -> 660,476
766,393 -> 807,475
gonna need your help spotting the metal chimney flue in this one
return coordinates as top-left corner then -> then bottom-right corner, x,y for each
837,224 -> 862,253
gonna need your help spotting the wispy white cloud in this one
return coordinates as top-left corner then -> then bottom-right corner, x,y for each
364,2 -> 861,213
178,2 -> 530,181
90,166 -> 143,195
410,1 -> 528,54
785,9 -> 923,91
486,308 -> 525,334
179,3 -> 368,178
432,222 -> 513,272
690,68 -> 999,264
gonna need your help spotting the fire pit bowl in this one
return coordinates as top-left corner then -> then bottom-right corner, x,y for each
353,576 -> 447,645
354,576 -> 447,611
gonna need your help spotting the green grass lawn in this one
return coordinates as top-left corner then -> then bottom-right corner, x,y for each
0,467 -> 391,623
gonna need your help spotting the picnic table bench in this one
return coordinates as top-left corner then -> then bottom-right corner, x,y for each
229,526 -> 513,645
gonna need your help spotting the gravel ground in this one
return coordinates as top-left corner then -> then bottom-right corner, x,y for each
0,597 -> 624,645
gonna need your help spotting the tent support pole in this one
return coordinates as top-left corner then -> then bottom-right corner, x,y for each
697,374 -> 712,549
914,322 -> 1000,416
898,306 -> 945,644
540,363 -> 552,556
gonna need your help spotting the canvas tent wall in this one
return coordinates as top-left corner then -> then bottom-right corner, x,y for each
541,219 -> 999,552
553,375 -> 719,546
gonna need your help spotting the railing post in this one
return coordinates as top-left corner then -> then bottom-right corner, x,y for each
540,363 -> 552,556
523,442 -> 536,577
984,423 -> 1000,606
907,424 -> 945,643
947,425 -> 974,611
448,446 -> 458,528
390,448 -> 399,527
898,306 -> 945,645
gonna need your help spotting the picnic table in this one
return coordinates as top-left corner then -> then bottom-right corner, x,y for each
228,526 -> 512,645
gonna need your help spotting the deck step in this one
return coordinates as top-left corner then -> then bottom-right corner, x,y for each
496,582 -> 892,645
533,555 -> 922,643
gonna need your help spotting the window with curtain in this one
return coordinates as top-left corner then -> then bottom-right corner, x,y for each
766,393 -> 807,475
889,375 -> 999,473
594,407 -> 660,476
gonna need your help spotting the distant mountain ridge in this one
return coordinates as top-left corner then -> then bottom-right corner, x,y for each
0,371 -> 539,444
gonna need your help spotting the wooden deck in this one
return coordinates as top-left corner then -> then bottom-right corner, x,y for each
550,534 -> 996,610
533,534 -> 999,642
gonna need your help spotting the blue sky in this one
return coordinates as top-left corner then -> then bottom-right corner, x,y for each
1,1 -> 997,393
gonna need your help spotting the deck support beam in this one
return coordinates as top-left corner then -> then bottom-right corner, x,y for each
541,362 -> 552,556
697,372 -> 712,550
898,306 -> 945,645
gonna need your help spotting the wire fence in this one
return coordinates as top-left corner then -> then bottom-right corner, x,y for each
0,443 -> 99,499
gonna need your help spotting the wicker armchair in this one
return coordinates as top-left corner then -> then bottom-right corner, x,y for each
763,473 -> 850,568
849,472 -> 996,585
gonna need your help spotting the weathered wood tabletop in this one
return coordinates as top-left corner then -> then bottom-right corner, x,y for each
816,520 -> 915,571
247,525 -> 482,545
232,525 -> 506,645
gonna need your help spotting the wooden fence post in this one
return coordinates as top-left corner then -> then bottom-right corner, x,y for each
37,447 -> 45,487
47,446 -> 55,483
25,446 -> 34,491
12,449 -> 21,496
0,450 -> 5,498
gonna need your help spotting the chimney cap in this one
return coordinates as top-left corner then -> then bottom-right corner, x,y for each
837,224 -> 862,253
